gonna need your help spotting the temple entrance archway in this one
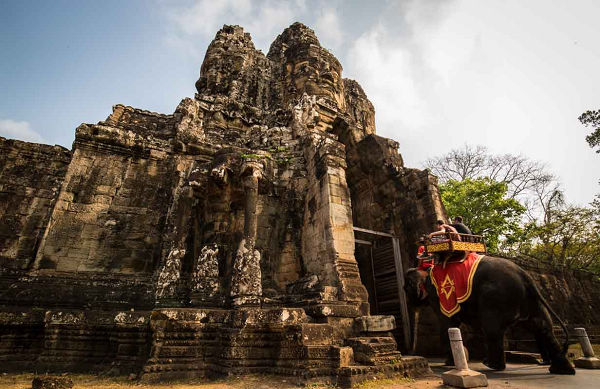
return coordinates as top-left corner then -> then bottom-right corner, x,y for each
353,227 -> 411,352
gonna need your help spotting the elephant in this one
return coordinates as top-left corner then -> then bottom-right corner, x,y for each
404,255 -> 576,375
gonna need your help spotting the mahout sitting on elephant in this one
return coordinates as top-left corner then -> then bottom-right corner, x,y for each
404,254 -> 576,375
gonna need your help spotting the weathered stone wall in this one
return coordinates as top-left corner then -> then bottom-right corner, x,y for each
0,137 -> 71,269
0,308 -> 150,373
507,258 -> 600,348
342,79 -> 376,137
105,104 -> 175,139
340,131 -> 445,272
33,109 -> 177,273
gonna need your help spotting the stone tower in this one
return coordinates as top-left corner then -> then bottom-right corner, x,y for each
0,23 -> 444,386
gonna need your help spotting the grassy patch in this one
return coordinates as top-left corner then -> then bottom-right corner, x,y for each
567,343 -> 600,360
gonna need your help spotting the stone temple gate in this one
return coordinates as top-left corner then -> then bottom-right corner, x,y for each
353,227 -> 411,352
0,23 -> 446,386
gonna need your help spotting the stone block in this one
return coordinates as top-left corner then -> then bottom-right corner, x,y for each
330,203 -> 351,225
304,303 -> 361,318
574,356 -> 600,369
442,369 -> 488,388
300,323 -> 334,345
332,346 -> 354,367
355,315 -> 396,333
319,286 -> 338,301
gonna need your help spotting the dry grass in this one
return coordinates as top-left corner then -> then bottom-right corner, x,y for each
0,373 -> 440,389
0,374 -> 325,389
353,377 -> 415,389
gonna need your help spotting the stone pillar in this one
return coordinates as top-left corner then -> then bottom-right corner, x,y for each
300,132 -> 368,304
574,327 -> 600,368
242,164 -> 260,242
441,328 -> 488,388
230,161 -> 263,307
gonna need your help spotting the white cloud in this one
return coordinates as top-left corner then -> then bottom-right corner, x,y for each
344,1 -> 456,146
0,119 -> 45,143
347,24 -> 430,133
165,0 -> 309,53
345,0 -> 600,205
314,7 -> 344,50
169,0 -> 251,36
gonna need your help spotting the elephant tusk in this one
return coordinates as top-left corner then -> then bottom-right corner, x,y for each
411,309 -> 419,354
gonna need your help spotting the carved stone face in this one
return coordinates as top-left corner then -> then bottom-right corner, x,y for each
284,47 -> 344,108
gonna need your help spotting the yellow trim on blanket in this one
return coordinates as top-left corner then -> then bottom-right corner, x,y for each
430,267 -> 458,316
429,254 -> 484,317
442,304 -> 461,317
457,254 -> 483,303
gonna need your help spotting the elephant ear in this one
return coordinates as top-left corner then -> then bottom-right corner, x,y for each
415,268 -> 430,282
413,268 -> 430,299
405,268 -> 426,293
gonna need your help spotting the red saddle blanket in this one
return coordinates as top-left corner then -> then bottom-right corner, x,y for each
430,252 -> 483,317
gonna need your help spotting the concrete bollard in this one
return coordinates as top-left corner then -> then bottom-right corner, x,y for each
449,328 -> 469,370
441,328 -> 488,388
574,327 -> 600,369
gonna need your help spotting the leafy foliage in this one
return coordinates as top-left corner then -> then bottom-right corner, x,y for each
424,144 -> 559,219
439,178 -> 526,252
428,143 -> 599,273
518,206 -> 600,272
578,109 -> 600,153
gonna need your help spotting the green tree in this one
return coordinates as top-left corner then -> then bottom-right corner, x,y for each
578,109 -> 600,153
424,144 -> 560,220
519,206 -> 600,272
440,178 -> 526,252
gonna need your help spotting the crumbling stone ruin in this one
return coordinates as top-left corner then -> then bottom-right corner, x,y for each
0,23 -> 445,386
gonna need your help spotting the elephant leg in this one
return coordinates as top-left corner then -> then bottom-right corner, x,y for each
481,311 -> 506,371
525,309 -> 575,375
440,323 -> 453,366
440,316 -> 461,366
483,329 -> 506,370
534,333 -> 552,365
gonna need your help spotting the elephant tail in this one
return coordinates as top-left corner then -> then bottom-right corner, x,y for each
531,280 -> 570,354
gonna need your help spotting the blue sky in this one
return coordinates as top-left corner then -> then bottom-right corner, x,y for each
1,0 -> 599,206
0,1 -> 195,146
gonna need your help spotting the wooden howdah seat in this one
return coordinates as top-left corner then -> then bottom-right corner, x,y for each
425,233 -> 487,255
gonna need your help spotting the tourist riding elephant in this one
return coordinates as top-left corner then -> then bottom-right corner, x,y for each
404,255 -> 576,375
